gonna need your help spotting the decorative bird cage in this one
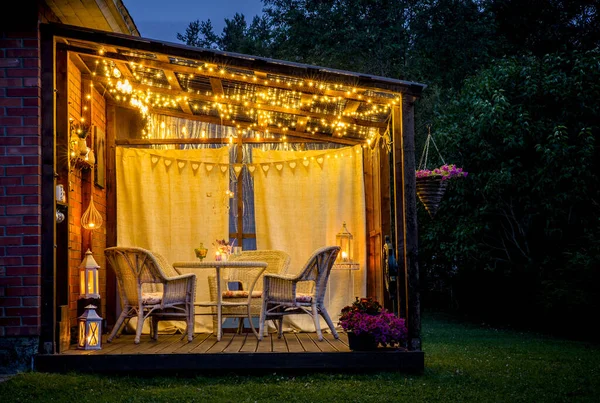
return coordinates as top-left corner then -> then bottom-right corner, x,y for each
336,222 -> 354,263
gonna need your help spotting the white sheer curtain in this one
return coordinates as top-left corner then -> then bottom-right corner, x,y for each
115,146 -> 230,333
252,145 -> 367,332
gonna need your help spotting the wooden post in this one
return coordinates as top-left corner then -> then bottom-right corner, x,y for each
105,103 -> 117,326
402,96 -> 421,351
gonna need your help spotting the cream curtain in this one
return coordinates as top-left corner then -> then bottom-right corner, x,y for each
252,145 -> 367,333
115,146 -> 230,333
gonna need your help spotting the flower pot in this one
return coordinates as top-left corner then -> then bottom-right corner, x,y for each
347,331 -> 378,351
416,176 -> 448,218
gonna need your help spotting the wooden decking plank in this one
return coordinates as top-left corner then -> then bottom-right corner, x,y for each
285,334 -> 305,352
158,333 -> 209,354
138,334 -> 181,354
322,333 -> 349,352
177,333 -> 212,353
206,333 -> 235,352
256,334 -> 272,352
271,333 -> 289,353
239,334 -> 259,353
296,333 -> 321,352
222,333 -> 246,353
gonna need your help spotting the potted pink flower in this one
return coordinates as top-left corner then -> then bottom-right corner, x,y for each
338,297 -> 407,350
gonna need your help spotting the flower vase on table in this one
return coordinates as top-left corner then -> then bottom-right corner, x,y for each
194,244 -> 208,262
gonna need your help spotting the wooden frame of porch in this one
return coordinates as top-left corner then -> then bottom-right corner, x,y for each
35,332 -> 424,373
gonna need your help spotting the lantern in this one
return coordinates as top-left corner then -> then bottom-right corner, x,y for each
336,222 -> 354,263
77,304 -> 102,350
79,249 -> 100,299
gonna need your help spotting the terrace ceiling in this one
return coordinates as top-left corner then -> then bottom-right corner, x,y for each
49,24 -> 426,146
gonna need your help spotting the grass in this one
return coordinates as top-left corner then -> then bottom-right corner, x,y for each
1,313 -> 598,402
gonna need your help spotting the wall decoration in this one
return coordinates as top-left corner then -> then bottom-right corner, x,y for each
94,126 -> 106,188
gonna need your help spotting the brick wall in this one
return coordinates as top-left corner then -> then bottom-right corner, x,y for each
0,6 -> 42,338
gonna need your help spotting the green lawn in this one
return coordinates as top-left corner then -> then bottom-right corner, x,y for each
1,313 -> 598,402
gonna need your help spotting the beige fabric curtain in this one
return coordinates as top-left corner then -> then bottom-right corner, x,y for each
115,146 -> 230,333
252,145 -> 367,333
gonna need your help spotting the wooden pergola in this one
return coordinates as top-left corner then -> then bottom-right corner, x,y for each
39,23 -> 426,370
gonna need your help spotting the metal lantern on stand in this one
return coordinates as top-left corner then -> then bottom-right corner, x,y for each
77,304 -> 102,350
336,222 -> 354,263
77,249 -> 102,318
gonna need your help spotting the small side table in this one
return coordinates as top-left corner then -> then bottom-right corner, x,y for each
329,262 -> 360,307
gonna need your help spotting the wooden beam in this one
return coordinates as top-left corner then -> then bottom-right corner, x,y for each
88,74 -> 386,130
109,101 -> 360,145
63,44 -> 400,105
400,96 -> 420,352
157,55 -> 193,115
209,78 -> 224,96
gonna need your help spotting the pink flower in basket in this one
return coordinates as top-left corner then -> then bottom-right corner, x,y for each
416,164 -> 468,180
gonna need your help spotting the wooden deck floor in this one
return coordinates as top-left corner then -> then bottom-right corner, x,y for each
34,332 -> 425,374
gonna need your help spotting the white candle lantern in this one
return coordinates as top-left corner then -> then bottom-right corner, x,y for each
79,249 -> 100,299
336,222 -> 353,263
77,304 -> 102,350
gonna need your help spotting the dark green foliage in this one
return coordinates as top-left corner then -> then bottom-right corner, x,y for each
421,50 -> 600,339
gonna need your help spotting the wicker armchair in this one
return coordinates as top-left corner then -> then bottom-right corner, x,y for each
258,245 -> 340,341
104,247 -> 196,344
207,250 -> 291,334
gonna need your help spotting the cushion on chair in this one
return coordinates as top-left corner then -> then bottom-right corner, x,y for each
141,292 -> 163,305
222,290 -> 262,298
295,293 -> 312,303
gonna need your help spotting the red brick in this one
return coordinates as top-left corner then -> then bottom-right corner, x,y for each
7,69 -> 38,78
7,146 -> 40,155
23,156 -> 40,165
0,137 -> 22,146
7,225 -> 39,235
7,108 -> 39,116
0,216 -> 22,225
6,166 -> 41,176
22,296 -> 40,307
23,215 -> 40,225
0,98 -> 21,107
7,88 -> 37,97
23,196 -> 40,204
0,78 -> 23,87
23,117 -> 39,126
0,236 -> 23,246
5,326 -> 40,336
0,257 -> 21,266
23,175 -> 40,185
0,117 -> 22,125
0,317 -> 21,326
0,177 -> 22,185
5,286 -> 38,296
5,49 -> 38,58
0,156 -> 22,164
0,59 -> 20,68
0,297 -> 21,307
20,317 -> 41,326
0,196 -> 21,205
0,277 -> 22,286
22,255 -> 41,266
6,186 -> 37,196
5,31 -> 38,40
7,127 -> 39,135
22,59 -> 39,68
23,235 -> 40,245
22,276 -> 40,286
6,205 -> 39,215
24,78 -> 40,87
23,40 -> 38,48
0,39 -> 22,48
23,98 -> 39,107
6,307 -> 39,316
23,136 -> 40,146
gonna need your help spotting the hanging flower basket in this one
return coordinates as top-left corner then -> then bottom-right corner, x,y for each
416,175 -> 448,218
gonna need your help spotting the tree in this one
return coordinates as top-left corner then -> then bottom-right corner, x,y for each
420,49 -> 600,338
